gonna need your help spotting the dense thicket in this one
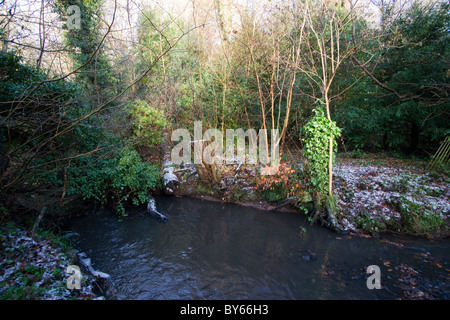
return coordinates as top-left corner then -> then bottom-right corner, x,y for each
334,1 -> 449,155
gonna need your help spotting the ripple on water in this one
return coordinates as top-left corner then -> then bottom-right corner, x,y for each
69,196 -> 450,300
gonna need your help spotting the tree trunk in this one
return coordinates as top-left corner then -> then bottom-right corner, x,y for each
194,151 -> 225,187
407,121 -> 420,155
328,136 -> 333,197
147,197 -> 168,222
0,137 -> 9,179
325,95 -> 333,198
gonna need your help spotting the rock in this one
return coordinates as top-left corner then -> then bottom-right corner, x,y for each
91,270 -> 111,279
161,132 -> 180,195
162,161 -> 180,195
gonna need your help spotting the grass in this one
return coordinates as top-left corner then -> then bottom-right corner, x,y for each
387,196 -> 448,237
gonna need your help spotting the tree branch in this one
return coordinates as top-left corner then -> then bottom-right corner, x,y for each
351,54 -> 412,101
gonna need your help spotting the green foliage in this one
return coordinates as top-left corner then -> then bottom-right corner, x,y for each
0,52 -> 81,106
137,7 -> 176,64
388,196 -> 447,237
302,103 -> 341,202
0,38 -> 162,219
261,183 -> 287,203
126,100 -> 167,146
351,148 -> 367,159
0,51 -> 89,201
53,0 -> 117,99
434,162 -> 450,177
298,226 -> 307,235
67,147 -> 161,216
355,211 -> 386,235
335,1 -> 449,155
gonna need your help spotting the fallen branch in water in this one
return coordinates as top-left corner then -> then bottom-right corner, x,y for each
147,197 -> 168,223
271,196 -> 297,211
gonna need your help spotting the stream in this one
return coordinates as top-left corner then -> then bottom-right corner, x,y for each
68,195 -> 449,300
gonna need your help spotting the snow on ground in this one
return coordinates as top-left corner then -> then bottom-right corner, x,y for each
333,160 -> 450,233
0,227 -> 106,300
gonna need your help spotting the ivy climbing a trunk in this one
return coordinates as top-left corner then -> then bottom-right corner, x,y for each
303,103 -> 343,231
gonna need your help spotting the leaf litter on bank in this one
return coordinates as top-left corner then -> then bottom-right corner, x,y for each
332,158 -> 449,235
0,226 -> 104,300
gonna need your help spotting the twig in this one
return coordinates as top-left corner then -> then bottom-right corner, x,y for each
229,163 -> 243,186
173,168 -> 191,173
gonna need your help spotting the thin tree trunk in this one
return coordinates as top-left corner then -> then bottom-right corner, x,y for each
328,136 -> 333,197
36,0 -> 46,70
325,94 -> 333,198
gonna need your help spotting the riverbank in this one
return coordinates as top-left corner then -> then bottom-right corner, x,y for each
171,152 -> 449,238
0,223 -> 107,300
333,155 -> 449,237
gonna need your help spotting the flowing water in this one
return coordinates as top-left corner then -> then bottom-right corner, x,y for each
68,195 -> 449,300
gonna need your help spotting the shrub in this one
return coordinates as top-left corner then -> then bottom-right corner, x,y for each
126,100 -> 167,147
355,211 -> 386,235
257,163 -> 306,203
67,147 -> 161,216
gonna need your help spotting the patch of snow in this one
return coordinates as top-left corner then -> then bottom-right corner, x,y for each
333,161 -> 449,232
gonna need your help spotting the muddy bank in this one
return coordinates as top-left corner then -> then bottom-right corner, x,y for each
180,193 -> 298,213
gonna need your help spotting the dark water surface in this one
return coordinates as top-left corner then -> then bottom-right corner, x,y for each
68,196 -> 449,300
